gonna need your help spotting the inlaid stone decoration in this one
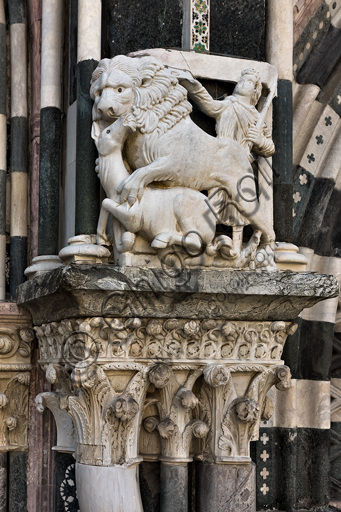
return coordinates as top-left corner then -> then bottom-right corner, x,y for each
191,0 -> 210,53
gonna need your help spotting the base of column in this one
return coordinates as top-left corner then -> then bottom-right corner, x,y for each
160,462 -> 188,512
76,463 -> 143,512
196,461 -> 256,512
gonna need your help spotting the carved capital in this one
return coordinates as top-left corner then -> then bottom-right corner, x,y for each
32,315 -> 293,466
0,305 -> 32,451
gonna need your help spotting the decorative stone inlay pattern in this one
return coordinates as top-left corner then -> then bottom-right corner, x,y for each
260,450 -> 269,462
260,432 -> 269,445
260,483 -> 269,495
260,467 -> 269,480
191,0 -> 210,52
34,318 -> 297,364
60,464 -> 79,512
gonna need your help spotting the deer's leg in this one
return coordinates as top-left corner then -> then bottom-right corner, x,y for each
97,204 -> 110,246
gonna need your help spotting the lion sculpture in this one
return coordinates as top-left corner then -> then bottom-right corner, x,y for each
90,55 -> 275,265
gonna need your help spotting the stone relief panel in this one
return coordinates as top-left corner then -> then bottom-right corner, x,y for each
88,53 -> 278,271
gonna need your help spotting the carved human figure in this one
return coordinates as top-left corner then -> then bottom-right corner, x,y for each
178,68 -> 274,157
178,68 -> 275,240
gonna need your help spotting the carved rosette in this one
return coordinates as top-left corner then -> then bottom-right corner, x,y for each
33,317 -> 295,466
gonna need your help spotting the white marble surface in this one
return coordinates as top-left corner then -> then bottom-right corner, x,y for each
41,0 -> 63,109
10,24 -> 27,118
10,172 -> 27,237
266,0 -> 293,81
130,48 -> 278,90
77,0 -> 101,62
76,463 -> 144,512
264,379 -> 330,429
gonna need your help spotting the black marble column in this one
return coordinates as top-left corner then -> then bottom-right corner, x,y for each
140,461 -> 160,512
8,451 -> 27,512
196,462 -> 256,512
0,452 -> 7,512
160,462 -> 188,512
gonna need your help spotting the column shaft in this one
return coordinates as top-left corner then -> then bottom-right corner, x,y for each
0,452 -> 7,512
75,0 -> 101,235
160,462 -> 188,512
8,2 -> 28,300
266,0 -> 294,243
8,452 -> 27,512
38,0 -> 63,256
196,462 -> 256,512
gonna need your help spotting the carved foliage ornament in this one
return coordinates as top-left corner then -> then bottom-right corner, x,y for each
34,317 -> 297,363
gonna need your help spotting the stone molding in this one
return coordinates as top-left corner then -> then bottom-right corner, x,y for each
34,317 -> 298,365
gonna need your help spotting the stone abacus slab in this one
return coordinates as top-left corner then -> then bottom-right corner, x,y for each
17,265 -> 339,325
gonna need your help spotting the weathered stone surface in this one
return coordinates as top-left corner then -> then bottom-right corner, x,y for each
0,452 -> 7,512
17,265 -> 339,325
196,461 -> 256,512
160,463 -> 188,512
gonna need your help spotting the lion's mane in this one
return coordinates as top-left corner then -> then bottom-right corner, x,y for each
90,55 -> 193,137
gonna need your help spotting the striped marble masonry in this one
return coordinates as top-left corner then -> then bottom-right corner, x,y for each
8,0 -> 27,301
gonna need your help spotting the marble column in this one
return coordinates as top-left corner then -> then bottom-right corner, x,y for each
8,0 -> 28,300
0,0 -> 6,301
38,0 -> 63,257
266,0 -> 294,243
196,462 -> 256,512
75,0 -> 101,235
0,452 -> 7,512
160,462 -> 188,512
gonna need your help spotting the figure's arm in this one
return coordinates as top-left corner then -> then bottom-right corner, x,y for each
244,123 -> 275,157
176,70 -> 224,118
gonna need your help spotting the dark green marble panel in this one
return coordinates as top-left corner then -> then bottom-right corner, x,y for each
210,0 -> 265,61
38,107 -> 62,255
102,0 -> 182,58
75,59 -> 100,235
10,117 -> 27,174
0,23 -> 6,116
8,451 -> 27,512
9,235 -> 27,300
283,318 -> 334,381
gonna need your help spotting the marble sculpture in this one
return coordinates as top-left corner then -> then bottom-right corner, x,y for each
90,55 -> 277,270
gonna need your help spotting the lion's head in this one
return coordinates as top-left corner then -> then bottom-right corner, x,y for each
90,55 -> 192,137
